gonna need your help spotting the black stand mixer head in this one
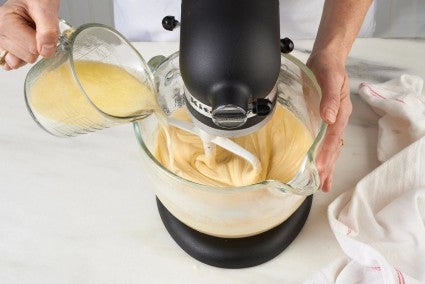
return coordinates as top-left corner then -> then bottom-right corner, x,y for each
179,0 -> 281,137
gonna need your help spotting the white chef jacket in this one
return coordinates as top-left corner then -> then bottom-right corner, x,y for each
114,0 -> 376,42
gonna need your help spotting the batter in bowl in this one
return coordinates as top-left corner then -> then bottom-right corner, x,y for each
155,105 -> 313,187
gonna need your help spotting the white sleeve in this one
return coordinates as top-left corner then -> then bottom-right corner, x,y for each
113,0 -> 376,41
280,0 -> 376,39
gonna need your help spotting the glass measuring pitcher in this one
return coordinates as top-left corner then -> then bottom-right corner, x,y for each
24,20 -> 156,137
134,52 -> 327,238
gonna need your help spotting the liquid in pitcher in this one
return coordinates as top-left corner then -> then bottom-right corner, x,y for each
29,61 -> 157,132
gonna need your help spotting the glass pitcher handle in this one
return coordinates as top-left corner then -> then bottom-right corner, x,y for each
58,19 -> 75,51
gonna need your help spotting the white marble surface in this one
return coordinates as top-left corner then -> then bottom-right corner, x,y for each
0,39 -> 424,283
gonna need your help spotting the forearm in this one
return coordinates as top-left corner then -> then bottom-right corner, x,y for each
312,0 -> 373,59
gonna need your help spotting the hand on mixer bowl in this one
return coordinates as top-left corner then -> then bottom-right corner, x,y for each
0,0 -> 60,70
303,0 -> 371,191
307,50 -> 352,192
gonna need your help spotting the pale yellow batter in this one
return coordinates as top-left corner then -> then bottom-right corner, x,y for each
155,105 -> 313,187
30,60 -> 157,126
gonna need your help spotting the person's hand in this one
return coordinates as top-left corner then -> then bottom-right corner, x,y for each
0,0 -> 60,70
306,49 -> 353,192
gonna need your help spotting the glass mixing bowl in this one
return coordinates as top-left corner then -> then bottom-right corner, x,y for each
134,52 -> 326,238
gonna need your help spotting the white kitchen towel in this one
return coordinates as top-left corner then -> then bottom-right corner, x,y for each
305,136 -> 425,284
358,74 -> 425,162
305,75 -> 425,283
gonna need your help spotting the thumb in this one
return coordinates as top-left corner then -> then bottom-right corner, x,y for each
318,76 -> 343,125
320,92 -> 340,125
28,0 -> 60,58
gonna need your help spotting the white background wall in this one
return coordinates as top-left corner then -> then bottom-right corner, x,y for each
0,0 -> 115,27
0,0 -> 424,38
374,0 -> 425,38
59,0 -> 114,27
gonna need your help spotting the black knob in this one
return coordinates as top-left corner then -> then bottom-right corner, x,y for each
252,98 -> 273,116
280,37 -> 294,53
162,16 -> 180,31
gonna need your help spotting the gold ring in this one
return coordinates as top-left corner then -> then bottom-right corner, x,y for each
0,50 -> 8,66
340,138 -> 344,147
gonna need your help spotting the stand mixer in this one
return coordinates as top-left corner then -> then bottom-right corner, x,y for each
24,0 -> 326,269
135,0 -> 324,268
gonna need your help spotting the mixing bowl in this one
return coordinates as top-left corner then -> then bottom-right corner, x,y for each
134,52 -> 326,238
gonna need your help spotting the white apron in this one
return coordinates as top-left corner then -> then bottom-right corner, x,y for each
114,0 -> 376,41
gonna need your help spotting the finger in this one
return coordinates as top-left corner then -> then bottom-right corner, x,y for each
0,7 -> 39,62
331,76 -> 353,131
1,63 -> 12,71
0,50 -> 11,71
320,177 -> 332,192
4,52 -> 26,69
322,177 -> 333,193
28,0 -> 60,58
7,22 -> 38,56
317,132 -> 341,191
317,76 -> 352,192
0,36 -> 38,63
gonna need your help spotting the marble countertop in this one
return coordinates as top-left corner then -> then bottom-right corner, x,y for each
1,39 -> 424,283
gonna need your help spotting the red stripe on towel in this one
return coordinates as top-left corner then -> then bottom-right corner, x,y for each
360,83 -> 387,99
395,268 -> 405,284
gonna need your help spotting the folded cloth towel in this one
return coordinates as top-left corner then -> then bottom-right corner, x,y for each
305,136 -> 425,284
358,75 -> 425,162
305,75 -> 425,284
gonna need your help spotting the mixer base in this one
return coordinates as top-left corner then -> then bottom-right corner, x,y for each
156,195 -> 313,269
